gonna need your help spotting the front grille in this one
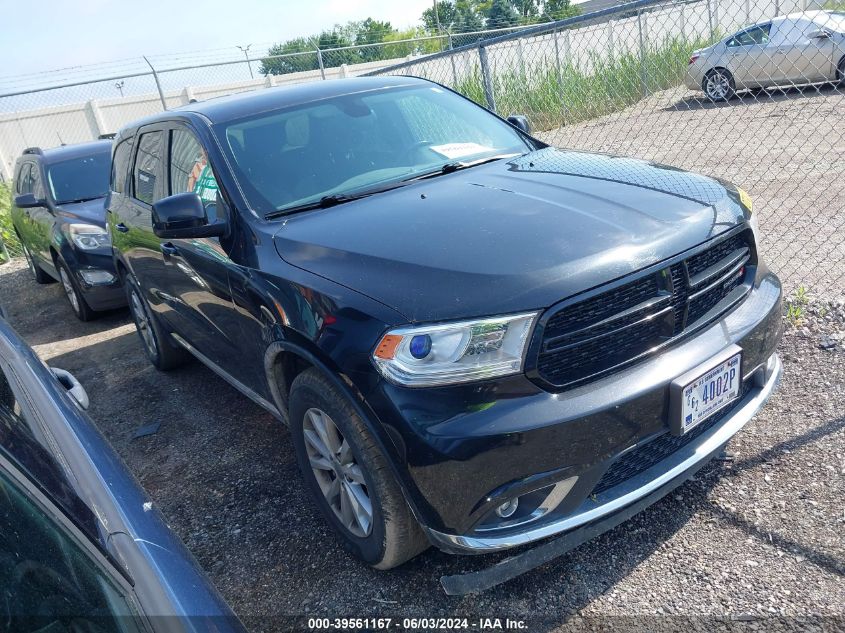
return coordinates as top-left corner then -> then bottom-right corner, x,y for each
592,380 -> 752,496
535,230 -> 753,389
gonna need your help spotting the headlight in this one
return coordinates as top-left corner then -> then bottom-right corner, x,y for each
373,312 -> 538,387
69,224 -> 110,250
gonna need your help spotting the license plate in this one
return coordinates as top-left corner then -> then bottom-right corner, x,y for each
678,352 -> 742,435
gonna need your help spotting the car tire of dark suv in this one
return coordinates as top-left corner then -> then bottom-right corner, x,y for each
20,241 -> 52,285
289,368 -> 429,569
56,260 -> 96,322
124,273 -> 189,371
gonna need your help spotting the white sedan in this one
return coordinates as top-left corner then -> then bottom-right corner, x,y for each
686,10 -> 845,100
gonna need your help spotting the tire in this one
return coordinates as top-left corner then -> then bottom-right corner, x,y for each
56,260 -> 96,322
21,242 -> 52,284
837,56 -> 845,85
289,368 -> 428,569
124,272 -> 189,371
703,68 -> 736,102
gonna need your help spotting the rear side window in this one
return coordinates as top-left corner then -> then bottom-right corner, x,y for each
132,131 -> 164,205
728,24 -> 771,46
111,138 -> 132,194
169,129 -> 219,203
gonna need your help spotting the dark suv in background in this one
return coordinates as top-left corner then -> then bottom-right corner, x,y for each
108,77 -> 782,570
10,141 -> 125,321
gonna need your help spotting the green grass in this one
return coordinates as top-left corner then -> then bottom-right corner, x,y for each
0,182 -> 20,264
785,285 -> 810,325
453,33 -> 717,132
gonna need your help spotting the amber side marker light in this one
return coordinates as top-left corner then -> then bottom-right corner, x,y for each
375,334 -> 403,360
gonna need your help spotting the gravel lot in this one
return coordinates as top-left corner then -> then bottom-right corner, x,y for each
539,84 -> 845,294
1,248 -> 844,632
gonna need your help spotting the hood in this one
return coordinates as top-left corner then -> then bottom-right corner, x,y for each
273,148 -> 748,323
56,197 -> 107,227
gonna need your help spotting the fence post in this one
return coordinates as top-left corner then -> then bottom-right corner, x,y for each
638,10 -> 648,98
142,56 -> 168,111
608,19 -> 615,59
745,0 -> 751,23
478,45 -> 497,113
774,0 -> 780,15
84,99 -> 106,137
712,0 -> 719,35
0,146 -> 11,183
679,3 -> 687,43
316,48 -> 326,80
563,30 -> 572,69
707,0 -> 715,41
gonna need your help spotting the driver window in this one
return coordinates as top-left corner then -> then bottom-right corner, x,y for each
169,129 -> 220,222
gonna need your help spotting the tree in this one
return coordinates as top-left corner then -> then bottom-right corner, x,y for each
486,0 -> 519,28
541,0 -> 580,21
453,0 -> 484,33
355,18 -> 396,61
259,37 -> 320,75
422,1 -> 458,33
511,0 -> 540,22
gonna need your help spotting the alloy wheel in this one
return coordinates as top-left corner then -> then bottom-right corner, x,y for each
129,287 -> 158,357
705,71 -> 730,100
303,407 -> 373,538
58,267 -> 80,315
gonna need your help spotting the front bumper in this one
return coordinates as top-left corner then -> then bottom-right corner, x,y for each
69,251 -> 125,310
430,351 -> 781,553
365,269 -> 783,546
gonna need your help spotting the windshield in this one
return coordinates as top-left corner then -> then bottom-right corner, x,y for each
47,152 -> 111,204
214,84 -> 534,215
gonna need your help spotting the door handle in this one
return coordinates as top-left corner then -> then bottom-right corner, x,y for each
115,223 -> 129,233
160,242 -> 178,257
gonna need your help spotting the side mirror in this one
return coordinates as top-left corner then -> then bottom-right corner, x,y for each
14,192 -> 46,208
52,367 -> 89,410
507,115 -> 531,135
808,29 -> 829,39
151,192 -> 226,239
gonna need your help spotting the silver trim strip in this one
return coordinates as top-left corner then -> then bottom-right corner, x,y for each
170,332 -> 283,420
426,353 -> 782,552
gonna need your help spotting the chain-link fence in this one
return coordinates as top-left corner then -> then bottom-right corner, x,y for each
368,0 -> 845,295
1,0 -> 844,296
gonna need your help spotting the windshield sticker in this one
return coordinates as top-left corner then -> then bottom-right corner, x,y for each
429,143 -> 496,160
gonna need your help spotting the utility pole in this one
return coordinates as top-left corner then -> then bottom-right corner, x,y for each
433,0 -> 443,51
237,44 -> 254,79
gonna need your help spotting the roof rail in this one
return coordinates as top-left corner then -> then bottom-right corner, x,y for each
22,147 -> 43,155
98,133 -> 116,140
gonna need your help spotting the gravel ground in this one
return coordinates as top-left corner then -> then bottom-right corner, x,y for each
1,252 -> 843,632
538,84 -> 845,295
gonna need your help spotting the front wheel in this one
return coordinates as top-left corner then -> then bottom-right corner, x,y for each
837,56 -> 845,85
703,68 -> 736,102
57,261 -> 96,321
289,368 -> 428,569
22,242 -> 52,284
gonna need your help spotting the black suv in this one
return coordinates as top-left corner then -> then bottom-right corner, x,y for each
10,141 -> 125,320
108,77 -> 783,569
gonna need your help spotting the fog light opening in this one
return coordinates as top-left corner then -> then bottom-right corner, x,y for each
495,498 -> 519,518
79,269 -> 115,285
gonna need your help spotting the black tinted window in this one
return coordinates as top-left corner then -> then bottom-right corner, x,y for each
132,131 -> 164,205
0,469 -> 143,632
111,139 -> 132,194
46,152 -> 110,204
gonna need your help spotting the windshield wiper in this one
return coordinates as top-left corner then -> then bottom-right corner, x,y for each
57,195 -> 105,205
265,181 -> 408,219
406,153 -> 522,182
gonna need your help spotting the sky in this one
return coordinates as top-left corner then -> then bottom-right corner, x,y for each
0,0 -> 434,88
